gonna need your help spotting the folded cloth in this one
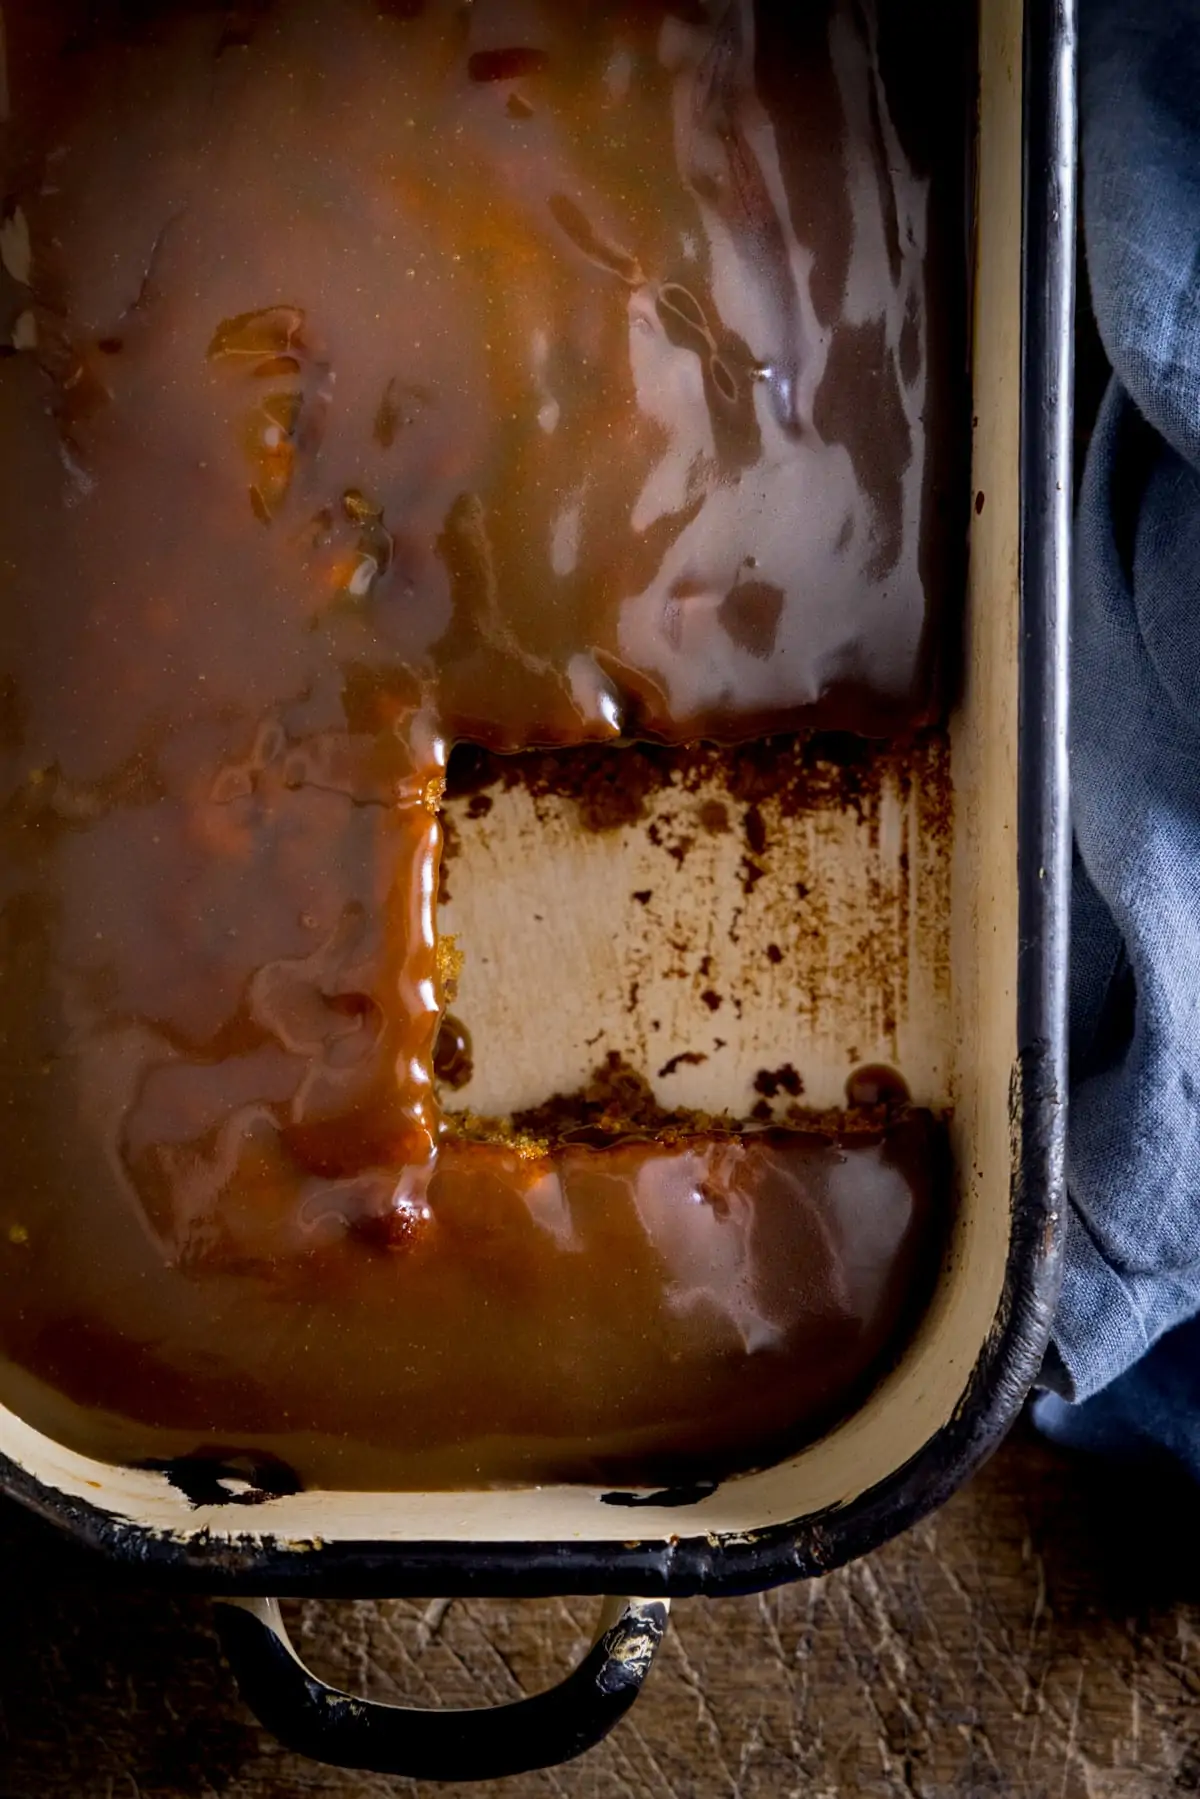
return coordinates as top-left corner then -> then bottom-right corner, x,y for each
1038,1317 -> 1200,1480
1034,0 -> 1200,1456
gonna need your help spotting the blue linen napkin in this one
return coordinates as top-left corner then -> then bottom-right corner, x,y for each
1034,0 -> 1200,1461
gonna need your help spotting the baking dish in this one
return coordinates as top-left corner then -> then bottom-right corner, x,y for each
0,0 -> 1075,1779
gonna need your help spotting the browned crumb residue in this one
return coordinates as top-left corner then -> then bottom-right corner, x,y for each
435,933 -> 464,1005
445,729 -> 950,836
445,1113 -> 551,1160
753,1064 -> 804,1100
447,1051 -> 932,1149
503,1052 -> 733,1145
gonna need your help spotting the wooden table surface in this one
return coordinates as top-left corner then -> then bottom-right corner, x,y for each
2,1420 -> 1198,1798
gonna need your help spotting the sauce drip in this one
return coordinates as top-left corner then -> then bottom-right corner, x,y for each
0,0 -> 965,1489
846,1065 -> 913,1111
433,1014 -> 474,1090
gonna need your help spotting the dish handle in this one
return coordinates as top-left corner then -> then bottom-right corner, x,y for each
214,1593 -> 670,1781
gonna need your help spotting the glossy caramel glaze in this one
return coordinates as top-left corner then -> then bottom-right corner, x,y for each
0,0 -> 964,1488
1,1126 -> 943,1489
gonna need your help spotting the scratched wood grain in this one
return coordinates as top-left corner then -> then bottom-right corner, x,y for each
1,1423 -> 1199,1798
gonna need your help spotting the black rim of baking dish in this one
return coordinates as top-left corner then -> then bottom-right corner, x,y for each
0,0 -> 1075,1604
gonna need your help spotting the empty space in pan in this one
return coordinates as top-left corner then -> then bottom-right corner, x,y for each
438,733 -> 953,1123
